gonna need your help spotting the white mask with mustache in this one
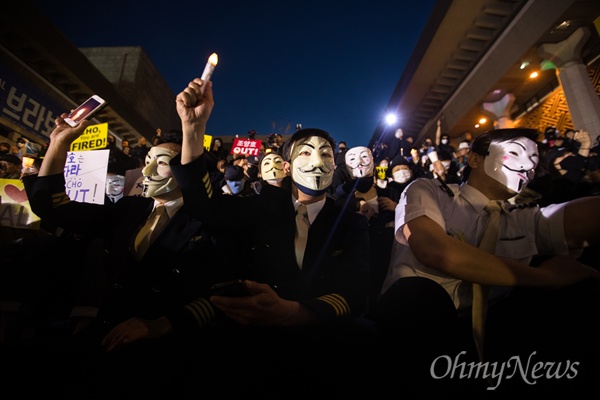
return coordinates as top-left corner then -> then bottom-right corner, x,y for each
260,153 -> 286,181
484,138 -> 539,194
290,136 -> 334,194
141,145 -> 179,198
345,146 -> 374,178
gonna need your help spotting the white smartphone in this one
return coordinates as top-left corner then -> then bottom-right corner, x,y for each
64,95 -> 108,127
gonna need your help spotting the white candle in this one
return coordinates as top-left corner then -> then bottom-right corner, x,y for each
201,53 -> 219,81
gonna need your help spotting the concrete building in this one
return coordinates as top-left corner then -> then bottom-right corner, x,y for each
370,0 -> 600,149
3,0 -> 599,161
1,1 -> 179,153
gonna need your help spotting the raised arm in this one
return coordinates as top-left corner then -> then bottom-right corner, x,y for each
175,78 -> 214,164
38,115 -> 90,176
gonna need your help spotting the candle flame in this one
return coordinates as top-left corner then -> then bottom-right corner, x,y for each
208,53 -> 218,66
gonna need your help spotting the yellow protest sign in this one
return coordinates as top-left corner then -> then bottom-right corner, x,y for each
69,123 -> 109,151
0,179 -> 41,230
204,133 -> 212,152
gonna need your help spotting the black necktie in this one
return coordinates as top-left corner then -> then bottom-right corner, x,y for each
294,204 -> 309,269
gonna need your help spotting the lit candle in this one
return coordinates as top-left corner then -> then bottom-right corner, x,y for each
201,53 -> 219,81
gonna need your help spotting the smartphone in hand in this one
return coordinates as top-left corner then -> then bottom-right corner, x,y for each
210,280 -> 250,297
64,95 -> 108,127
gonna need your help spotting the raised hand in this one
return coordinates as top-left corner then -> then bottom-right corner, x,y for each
176,78 -> 215,163
176,78 -> 214,128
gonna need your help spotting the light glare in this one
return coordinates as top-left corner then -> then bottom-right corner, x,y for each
385,113 -> 398,126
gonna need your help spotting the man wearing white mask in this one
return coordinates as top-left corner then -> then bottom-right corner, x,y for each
169,76 -> 374,393
21,122 -> 231,397
258,151 -> 289,188
345,145 -> 374,178
331,145 -> 378,215
374,128 -> 600,395
105,171 -> 125,204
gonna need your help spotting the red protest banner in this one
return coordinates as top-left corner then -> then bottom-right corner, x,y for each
230,138 -> 262,157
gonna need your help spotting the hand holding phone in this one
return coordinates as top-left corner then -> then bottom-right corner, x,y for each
210,279 -> 250,297
64,95 -> 108,127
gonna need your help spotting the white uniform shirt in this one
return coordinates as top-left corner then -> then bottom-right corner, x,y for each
380,178 -> 570,311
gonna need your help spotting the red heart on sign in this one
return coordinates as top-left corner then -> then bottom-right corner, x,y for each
4,184 -> 28,203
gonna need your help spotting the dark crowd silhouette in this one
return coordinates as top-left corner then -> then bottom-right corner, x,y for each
0,75 -> 599,400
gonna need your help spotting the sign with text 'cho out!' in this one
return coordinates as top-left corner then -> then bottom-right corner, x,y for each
230,138 -> 262,157
69,123 -> 109,151
63,149 -> 109,205
0,149 -> 110,230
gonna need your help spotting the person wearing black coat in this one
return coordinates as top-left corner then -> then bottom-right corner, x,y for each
170,76 -> 375,395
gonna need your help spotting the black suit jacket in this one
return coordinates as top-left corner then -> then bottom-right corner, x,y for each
171,154 -> 371,320
23,173 -> 232,334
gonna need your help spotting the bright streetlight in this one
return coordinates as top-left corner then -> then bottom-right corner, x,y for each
385,113 -> 398,126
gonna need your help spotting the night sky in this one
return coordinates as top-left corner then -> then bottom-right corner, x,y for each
31,0 -> 436,148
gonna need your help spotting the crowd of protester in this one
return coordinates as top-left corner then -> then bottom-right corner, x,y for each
0,74 -> 599,399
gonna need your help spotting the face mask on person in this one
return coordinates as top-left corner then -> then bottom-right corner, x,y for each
376,165 -> 388,180
106,174 -> 125,196
441,139 -> 448,145
345,146 -> 374,178
290,136 -> 335,195
141,145 -> 179,198
441,160 -> 451,170
393,169 -> 412,184
226,180 -> 244,195
260,153 -> 286,181
484,138 -> 539,194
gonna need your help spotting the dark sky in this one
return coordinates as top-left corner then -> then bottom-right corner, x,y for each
31,0 -> 436,148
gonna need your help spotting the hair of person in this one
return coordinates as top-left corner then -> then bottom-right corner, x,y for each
0,153 -> 22,165
281,128 -> 336,162
257,152 -> 271,167
156,129 -> 183,145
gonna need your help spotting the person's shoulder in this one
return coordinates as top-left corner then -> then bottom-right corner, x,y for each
408,177 -> 459,200
507,201 -> 539,212
406,177 -> 435,191
260,182 -> 289,196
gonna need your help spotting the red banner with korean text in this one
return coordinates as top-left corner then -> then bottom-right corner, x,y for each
230,138 -> 262,157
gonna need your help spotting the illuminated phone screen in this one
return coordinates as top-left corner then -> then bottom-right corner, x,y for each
69,97 -> 101,123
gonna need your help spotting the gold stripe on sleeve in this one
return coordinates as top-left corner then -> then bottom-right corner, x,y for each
184,298 -> 216,329
316,293 -> 350,317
